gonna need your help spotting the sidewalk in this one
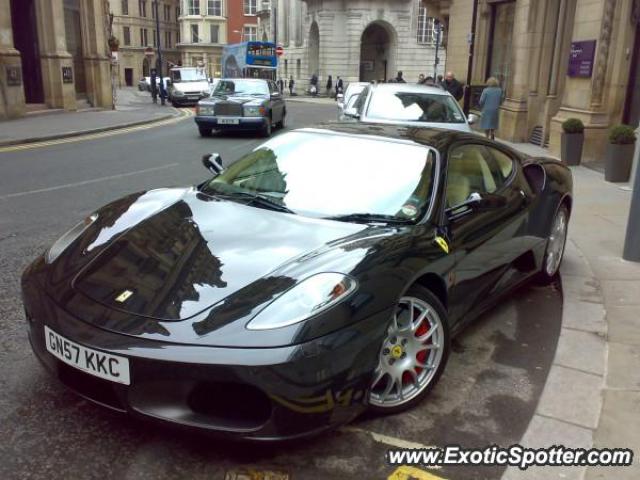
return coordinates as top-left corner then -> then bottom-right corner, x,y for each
502,143 -> 640,479
0,88 -> 179,147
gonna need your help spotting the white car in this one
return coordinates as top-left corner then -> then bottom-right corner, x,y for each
337,82 -> 368,120
343,83 -> 477,133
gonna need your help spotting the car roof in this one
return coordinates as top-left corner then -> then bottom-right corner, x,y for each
370,83 -> 451,96
290,123 -> 490,152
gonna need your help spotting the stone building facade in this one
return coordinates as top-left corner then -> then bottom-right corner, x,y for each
0,0 -> 113,119
259,0 -> 445,90
111,0 -> 181,87
427,0 -> 640,169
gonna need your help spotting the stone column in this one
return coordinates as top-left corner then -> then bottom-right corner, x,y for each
80,0 -> 112,109
35,0 -> 76,110
0,0 -> 26,118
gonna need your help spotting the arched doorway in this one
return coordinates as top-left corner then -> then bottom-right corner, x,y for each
308,21 -> 319,77
10,0 -> 44,103
142,57 -> 150,77
360,22 -> 396,83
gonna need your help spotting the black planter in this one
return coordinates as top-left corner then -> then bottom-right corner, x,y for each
561,132 -> 584,165
605,143 -> 635,182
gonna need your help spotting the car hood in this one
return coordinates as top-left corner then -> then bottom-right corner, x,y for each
71,189 -> 365,321
173,81 -> 209,92
202,95 -> 266,106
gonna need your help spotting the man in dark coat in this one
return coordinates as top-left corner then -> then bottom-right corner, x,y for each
288,76 -> 295,95
277,78 -> 284,94
442,71 -> 464,101
336,76 -> 344,96
395,71 -> 406,83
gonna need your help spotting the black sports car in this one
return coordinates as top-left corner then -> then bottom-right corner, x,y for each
22,124 -> 572,440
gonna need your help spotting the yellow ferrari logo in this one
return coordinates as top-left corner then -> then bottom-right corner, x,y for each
391,345 -> 404,359
434,235 -> 449,254
115,290 -> 133,303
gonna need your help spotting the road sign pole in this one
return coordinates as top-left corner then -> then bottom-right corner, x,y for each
623,135 -> 640,262
154,1 -> 165,105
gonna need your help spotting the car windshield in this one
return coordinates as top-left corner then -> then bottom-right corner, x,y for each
213,80 -> 269,96
367,90 -> 466,124
200,131 -> 436,222
171,69 -> 207,82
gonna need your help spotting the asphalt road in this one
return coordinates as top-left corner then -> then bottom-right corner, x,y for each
0,102 -> 563,480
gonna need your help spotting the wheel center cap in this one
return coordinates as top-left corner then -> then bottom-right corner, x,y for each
391,345 -> 404,359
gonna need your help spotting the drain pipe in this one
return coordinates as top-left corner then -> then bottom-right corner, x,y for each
463,0 -> 480,115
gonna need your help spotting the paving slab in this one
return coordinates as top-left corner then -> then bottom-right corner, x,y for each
561,300 -> 607,335
554,329 -> 606,375
607,306 -> 640,346
600,279 -> 640,308
606,342 -> 640,390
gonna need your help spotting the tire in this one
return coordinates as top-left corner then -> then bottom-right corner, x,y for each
368,285 -> 450,415
261,115 -> 273,137
198,126 -> 212,137
278,110 -> 286,129
538,204 -> 570,284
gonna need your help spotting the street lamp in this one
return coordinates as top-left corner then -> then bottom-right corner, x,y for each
153,0 -> 166,105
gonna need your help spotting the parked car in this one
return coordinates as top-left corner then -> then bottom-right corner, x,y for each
337,82 -> 368,120
167,67 -> 210,106
195,78 -> 286,137
22,123 -> 572,440
137,77 -> 147,91
344,83 -> 477,132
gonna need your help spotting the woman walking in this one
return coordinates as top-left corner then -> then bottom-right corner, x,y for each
326,75 -> 333,97
479,77 -> 503,140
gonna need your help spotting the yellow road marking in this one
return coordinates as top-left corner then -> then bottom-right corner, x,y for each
388,466 -> 447,480
0,108 -> 194,154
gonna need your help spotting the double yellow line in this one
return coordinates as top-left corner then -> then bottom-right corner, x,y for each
0,108 -> 194,154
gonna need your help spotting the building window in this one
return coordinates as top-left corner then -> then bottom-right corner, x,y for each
284,59 -> 288,76
487,2 -> 516,94
210,24 -> 220,43
139,0 -> 147,17
140,28 -> 148,46
208,0 -> 222,16
164,5 -> 170,21
417,5 -> 439,44
191,24 -> 199,43
244,0 -> 257,15
243,25 -> 257,41
187,0 -> 200,15
176,6 -> 180,20
296,58 -> 301,78
152,29 -> 157,47
122,0 -> 129,15
177,29 -> 181,43
123,26 -> 131,45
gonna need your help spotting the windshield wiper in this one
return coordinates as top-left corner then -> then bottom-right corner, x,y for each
215,191 -> 294,214
325,213 -> 413,224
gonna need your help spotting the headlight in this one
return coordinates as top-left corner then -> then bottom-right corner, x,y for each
246,273 -> 357,330
243,105 -> 265,117
197,105 -> 214,116
45,214 -> 98,264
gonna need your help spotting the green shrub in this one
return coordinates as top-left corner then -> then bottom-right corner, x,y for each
609,124 -> 636,144
562,118 -> 584,134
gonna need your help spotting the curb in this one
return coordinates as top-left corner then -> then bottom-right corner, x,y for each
502,235 -> 607,480
0,110 -> 181,148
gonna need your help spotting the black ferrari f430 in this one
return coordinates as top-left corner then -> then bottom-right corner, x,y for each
22,124 -> 573,440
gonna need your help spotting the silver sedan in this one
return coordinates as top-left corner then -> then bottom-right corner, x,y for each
343,83 -> 477,133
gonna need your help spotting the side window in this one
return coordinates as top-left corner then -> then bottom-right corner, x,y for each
486,146 -> 515,181
446,144 -> 507,208
268,81 -> 277,94
353,86 -> 370,114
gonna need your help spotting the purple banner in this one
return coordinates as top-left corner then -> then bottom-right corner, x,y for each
568,40 -> 597,78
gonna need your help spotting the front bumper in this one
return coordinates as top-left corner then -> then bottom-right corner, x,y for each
172,95 -> 206,106
195,116 -> 267,131
22,275 -> 390,441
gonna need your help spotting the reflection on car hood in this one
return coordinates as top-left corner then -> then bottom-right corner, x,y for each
72,190 -> 365,321
201,95 -> 267,106
172,80 -> 209,92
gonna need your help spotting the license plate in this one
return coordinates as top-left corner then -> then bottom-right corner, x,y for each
218,118 -> 239,125
44,326 -> 130,385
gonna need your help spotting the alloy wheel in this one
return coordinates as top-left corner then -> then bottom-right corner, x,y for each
369,296 -> 445,409
545,207 -> 568,277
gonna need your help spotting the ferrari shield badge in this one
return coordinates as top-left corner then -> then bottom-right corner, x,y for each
434,235 -> 450,254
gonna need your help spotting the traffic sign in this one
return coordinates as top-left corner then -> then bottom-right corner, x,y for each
276,45 -> 284,57
144,47 -> 154,57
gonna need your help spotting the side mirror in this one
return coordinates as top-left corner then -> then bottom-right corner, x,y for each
202,153 -> 224,175
467,113 -> 479,125
344,107 -> 360,119
464,192 -> 506,210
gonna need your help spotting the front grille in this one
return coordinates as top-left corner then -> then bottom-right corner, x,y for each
215,103 -> 243,116
57,362 -> 125,411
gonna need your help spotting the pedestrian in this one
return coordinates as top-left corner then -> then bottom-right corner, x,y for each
335,76 -> 344,97
150,68 -> 158,104
436,75 -> 444,87
442,71 -> 464,101
479,77 -> 503,140
424,76 -> 436,86
309,73 -> 319,96
288,75 -> 295,95
326,75 -> 333,97
395,71 -> 406,83
277,77 -> 284,94
418,74 -> 426,84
